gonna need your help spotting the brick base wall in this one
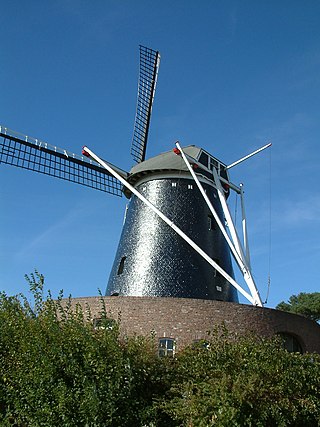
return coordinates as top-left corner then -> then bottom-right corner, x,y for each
65,296 -> 320,354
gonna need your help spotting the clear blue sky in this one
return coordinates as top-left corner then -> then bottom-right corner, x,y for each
1,0 -> 319,308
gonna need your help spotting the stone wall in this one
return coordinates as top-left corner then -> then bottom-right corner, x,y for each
65,296 -> 320,353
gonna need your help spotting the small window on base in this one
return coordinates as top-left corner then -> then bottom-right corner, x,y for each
93,318 -> 116,330
111,292 -> 119,296
278,332 -> 303,353
158,338 -> 176,357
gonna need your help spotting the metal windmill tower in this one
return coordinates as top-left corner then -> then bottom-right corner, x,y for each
0,46 -> 270,306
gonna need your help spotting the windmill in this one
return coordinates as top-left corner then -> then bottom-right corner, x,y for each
0,46 -> 270,306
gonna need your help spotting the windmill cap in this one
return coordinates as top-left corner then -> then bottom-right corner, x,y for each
124,145 -> 228,198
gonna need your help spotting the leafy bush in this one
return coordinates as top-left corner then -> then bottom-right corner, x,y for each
0,272 -> 170,426
0,272 -> 319,426
154,330 -> 320,426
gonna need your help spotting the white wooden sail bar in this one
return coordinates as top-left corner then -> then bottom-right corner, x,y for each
82,145 -> 256,305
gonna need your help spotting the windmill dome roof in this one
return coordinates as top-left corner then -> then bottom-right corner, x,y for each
123,145 -> 229,198
128,145 -> 202,182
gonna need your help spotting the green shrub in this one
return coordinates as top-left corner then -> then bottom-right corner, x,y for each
0,272 -> 319,426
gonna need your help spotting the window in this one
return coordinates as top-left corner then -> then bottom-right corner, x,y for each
208,214 -> 216,231
220,168 -> 228,181
278,332 -> 303,353
198,151 -> 209,168
111,292 -> 119,296
171,182 -> 177,187
158,338 -> 176,357
198,151 -> 220,172
209,158 -> 218,171
213,258 -> 221,278
192,339 -> 210,350
117,256 -> 126,275
93,318 -> 116,330
188,184 -> 193,190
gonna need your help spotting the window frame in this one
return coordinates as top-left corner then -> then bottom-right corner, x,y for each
117,256 -> 127,275
278,332 -> 303,353
158,337 -> 176,357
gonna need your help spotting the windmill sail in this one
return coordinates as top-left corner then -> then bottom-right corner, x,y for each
0,127 -> 124,196
130,45 -> 160,163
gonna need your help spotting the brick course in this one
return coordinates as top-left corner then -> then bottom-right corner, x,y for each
64,296 -> 320,353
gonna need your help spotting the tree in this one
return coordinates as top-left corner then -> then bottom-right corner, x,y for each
276,292 -> 320,322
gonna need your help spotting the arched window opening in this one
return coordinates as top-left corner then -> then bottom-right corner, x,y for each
278,332 -> 303,354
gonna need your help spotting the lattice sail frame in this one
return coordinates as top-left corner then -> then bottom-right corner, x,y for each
0,127 -> 123,196
131,45 -> 160,163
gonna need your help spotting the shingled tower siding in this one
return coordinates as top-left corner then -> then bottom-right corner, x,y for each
106,177 -> 238,302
